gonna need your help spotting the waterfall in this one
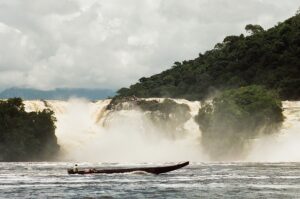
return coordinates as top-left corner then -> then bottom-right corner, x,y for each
247,101 -> 300,162
24,99 -> 300,162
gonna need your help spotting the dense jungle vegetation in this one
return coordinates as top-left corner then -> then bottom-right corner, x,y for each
0,98 -> 59,161
107,97 -> 191,137
117,14 -> 300,100
195,85 -> 283,160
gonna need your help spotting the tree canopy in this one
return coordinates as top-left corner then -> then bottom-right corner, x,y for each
0,98 -> 59,161
117,14 -> 300,100
195,85 -> 283,160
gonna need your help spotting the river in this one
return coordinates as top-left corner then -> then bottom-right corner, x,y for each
1,162 -> 300,198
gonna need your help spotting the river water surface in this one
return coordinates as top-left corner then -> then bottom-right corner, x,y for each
1,162 -> 300,198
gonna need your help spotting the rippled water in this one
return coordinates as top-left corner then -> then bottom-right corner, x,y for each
1,162 -> 300,198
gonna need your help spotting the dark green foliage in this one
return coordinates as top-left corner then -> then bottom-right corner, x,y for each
195,86 -> 283,160
0,98 -> 59,161
138,99 -> 191,136
117,14 -> 300,100
245,24 -> 264,35
106,96 -> 139,111
106,97 -> 191,136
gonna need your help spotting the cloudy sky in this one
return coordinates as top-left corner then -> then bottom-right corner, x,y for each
0,0 -> 299,91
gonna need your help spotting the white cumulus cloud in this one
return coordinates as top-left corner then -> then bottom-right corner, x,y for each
0,0 -> 298,90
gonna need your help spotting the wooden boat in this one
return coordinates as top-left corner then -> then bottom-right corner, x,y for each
67,161 -> 189,175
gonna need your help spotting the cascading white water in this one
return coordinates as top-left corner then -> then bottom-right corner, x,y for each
247,101 -> 300,162
24,99 -> 300,162
24,98 -> 206,163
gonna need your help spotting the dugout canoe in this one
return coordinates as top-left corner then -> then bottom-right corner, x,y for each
67,161 -> 189,175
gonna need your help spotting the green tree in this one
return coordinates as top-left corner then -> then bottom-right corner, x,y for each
0,98 -> 59,161
195,86 -> 283,160
245,24 -> 264,35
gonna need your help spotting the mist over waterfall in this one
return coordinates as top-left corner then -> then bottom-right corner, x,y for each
24,99 -> 300,162
24,99 -> 206,162
247,101 -> 300,162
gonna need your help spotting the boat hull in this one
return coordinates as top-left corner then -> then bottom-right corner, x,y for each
68,161 -> 189,175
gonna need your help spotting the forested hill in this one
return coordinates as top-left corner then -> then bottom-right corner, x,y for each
118,13 -> 300,100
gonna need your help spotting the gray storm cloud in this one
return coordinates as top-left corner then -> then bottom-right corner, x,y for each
0,0 -> 299,90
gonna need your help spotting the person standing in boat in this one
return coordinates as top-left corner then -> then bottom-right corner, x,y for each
73,164 -> 78,173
